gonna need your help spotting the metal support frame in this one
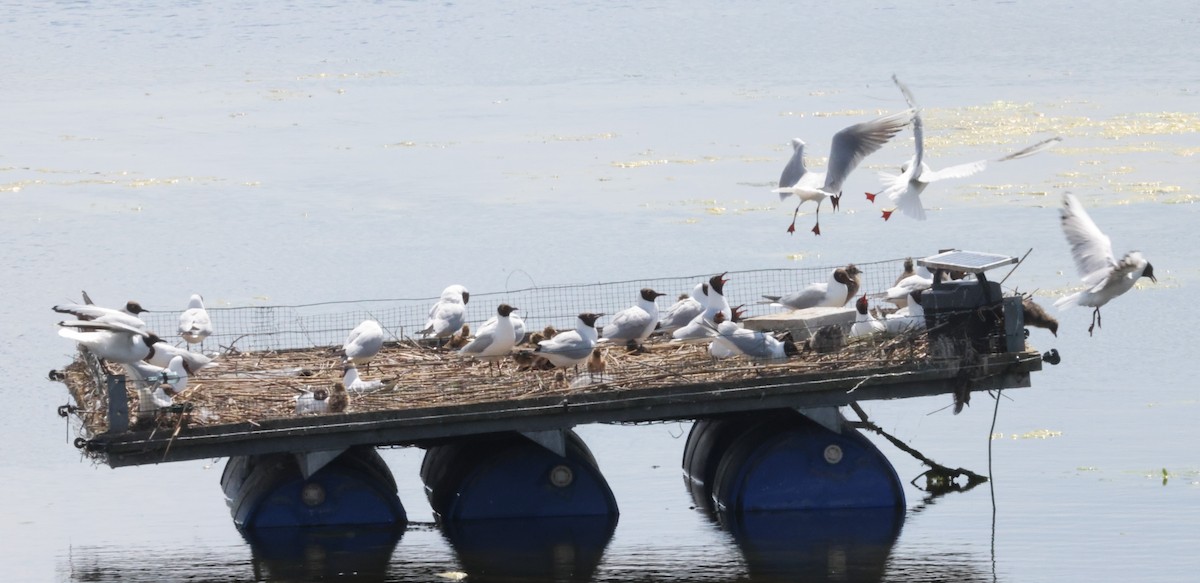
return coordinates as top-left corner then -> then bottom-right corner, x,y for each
520,429 -> 569,457
294,448 -> 349,479
795,407 -> 843,434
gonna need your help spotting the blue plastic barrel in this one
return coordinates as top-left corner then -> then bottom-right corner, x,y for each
420,430 -> 618,521
221,446 -> 407,529
711,411 -> 904,512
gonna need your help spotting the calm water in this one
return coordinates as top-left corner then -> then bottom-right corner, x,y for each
3,2 -> 1198,581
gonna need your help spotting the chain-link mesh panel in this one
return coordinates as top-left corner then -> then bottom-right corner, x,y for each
136,258 -> 916,352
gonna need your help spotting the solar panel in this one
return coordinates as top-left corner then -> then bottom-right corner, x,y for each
918,250 -> 1017,274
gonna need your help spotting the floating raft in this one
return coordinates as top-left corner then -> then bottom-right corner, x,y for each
56,256 -> 1043,468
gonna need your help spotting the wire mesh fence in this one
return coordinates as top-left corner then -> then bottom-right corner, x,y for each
135,257 -> 917,353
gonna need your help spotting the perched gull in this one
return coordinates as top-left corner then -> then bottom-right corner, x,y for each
871,75 -> 1062,221
773,108 -> 915,235
1054,193 -> 1155,335
57,319 -> 164,364
850,296 -> 886,338
343,363 -> 384,394
419,284 -> 470,340
883,264 -> 940,307
600,288 -> 667,349
295,387 -> 331,415
708,314 -> 799,360
535,312 -> 603,369
343,320 -> 384,370
460,304 -> 519,363
129,355 -> 189,413
146,340 -> 216,374
178,294 -> 213,345
295,382 -> 348,415
657,283 -> 707,336
762,264 -> 861,310
478,313 -> 526,346
672,275 -> 732,343
882,290 -> 927,334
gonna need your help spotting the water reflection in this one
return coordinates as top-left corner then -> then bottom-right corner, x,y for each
719,508 -> 904,583
439,515 -> 618,583
243,524 -> 405,581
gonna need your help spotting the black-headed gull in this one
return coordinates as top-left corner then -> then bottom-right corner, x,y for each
178,294 -> 213,345
419,284 -> 470,340
53,300 -> 148,332
478,313 -> 526,346
146,340 -> 216,374
882,290 -> 927,334
883,264 -> 940,307
870,75 -> 1061,221
295,382 -> 348,415
342,363 -> 384,394
850,296 -> 886,338
657,283 -> 707,336
600,288 -> 667,349
773,108 -> 915,235
708,314 -> 798,360
671,275 -> 731,343
1054,193 -> 1155,335
460,304 -> 519,363
343,320 -> 384,370
534,312 -> 603,369
57,319 -> 163,364
295,387 -> 330,415
130,355 -> 189,412
762,264 -> 861,310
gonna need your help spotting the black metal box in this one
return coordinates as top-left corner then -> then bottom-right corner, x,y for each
923,279 -> 1018,353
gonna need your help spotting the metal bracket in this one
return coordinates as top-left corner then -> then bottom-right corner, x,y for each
796,407 -> 843,434
295,448 -> 347,479
105,374 -> 129,434
520,430 -> 568,457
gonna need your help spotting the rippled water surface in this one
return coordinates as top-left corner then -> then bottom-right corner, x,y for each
3,2 -> 1198,582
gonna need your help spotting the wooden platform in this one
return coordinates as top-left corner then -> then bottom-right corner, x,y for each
61,337 -> 1042,468
51,259 -> 1045,469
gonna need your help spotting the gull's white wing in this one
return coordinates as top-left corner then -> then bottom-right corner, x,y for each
778,139 -> 807,191
920,159 -> 988,183
997,136 -> 1062,162
824,109 -> 914,194
1060,193 -> 1116,281
891,75 -> 924,174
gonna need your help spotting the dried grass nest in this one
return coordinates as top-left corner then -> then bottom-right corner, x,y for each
62,329 -> 936,435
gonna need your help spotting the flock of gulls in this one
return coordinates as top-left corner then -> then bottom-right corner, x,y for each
768,76 -> 1154,333
53,76 -> 1156,418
